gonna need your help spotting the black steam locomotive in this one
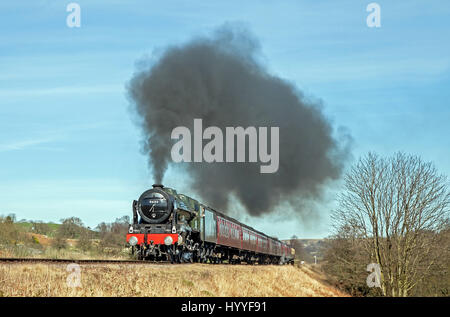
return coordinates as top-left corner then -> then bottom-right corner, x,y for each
126,184 -> 295,264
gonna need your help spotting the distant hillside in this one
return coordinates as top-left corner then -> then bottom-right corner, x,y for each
0,215 -> 130,260
15,221 -> 60,237
283,238 -> 328,263
299,239 -> 327,260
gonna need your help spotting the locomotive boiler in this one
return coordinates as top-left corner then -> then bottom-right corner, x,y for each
126,184 -> 295,264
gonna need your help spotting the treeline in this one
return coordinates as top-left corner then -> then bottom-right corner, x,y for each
321,152 -> 450,297
322,225 -> 449,296
50,216 -> 131,254
0,214 -> 22,245
0,214 -> 131,257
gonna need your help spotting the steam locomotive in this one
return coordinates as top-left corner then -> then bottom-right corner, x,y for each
126,184 -> 295,264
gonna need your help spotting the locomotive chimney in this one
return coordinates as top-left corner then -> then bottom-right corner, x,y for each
152,184 -> 164,188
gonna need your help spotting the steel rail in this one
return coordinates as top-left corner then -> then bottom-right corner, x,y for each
0,257 -> 173,264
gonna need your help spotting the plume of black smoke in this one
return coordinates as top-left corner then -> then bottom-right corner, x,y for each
127,24 -> 351,217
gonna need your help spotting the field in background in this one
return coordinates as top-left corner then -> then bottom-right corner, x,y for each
0,232 -> 131,261
0,263 -> 347,297
0,215 -> 131,260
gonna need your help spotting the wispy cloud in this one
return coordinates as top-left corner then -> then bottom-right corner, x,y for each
0,121 -> 115,152
0,136 -> 58,152
0,84 -> 123,98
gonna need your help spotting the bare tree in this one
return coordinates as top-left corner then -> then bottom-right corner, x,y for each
95,216 -> 130,251
323,225 -> 380,296
58,217 -> 84,239
31,221 -> 51,235
332,152 -> 450,296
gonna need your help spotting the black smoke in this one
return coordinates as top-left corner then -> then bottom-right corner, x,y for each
127,24 -> 351,217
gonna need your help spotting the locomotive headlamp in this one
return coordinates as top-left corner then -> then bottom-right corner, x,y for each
164,235 -> 173,246
128,226 -> 134,234
128,236 -> 138,246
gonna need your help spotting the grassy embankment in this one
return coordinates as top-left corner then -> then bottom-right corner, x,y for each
0,263 -> 347,297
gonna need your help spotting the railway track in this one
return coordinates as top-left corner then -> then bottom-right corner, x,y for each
0,257 -> 174,265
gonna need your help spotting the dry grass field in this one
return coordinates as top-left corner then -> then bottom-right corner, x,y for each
0,263 -> 347,297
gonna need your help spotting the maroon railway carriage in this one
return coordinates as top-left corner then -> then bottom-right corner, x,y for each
126,184 -> 295,264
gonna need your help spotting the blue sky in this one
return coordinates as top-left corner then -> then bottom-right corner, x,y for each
0,1 -> 449,238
